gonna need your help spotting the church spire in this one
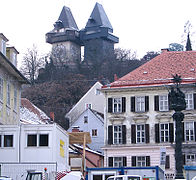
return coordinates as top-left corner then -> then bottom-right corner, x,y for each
185,33 -> 192,51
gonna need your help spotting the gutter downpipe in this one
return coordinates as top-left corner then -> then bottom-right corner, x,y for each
19,123 -> 22,163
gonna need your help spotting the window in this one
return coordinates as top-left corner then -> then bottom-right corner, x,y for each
108,97 -> 126,113
165,155 -> 170,169
92,129 -> 97,136
136,124 -> 145,143
6,82 -> 10,106
93,175 -> 102,180
84,116 -> 88,123
0,77 -> 3,101
12,52 -> 17,66
137,156 -> 146,167
159,95 -> 168,111
95,89 -> 101,95
136,96 -> 145,112
85,103 -> 92,109
108,157 -> 127,167
4,135 -> 13,147
114,157 -> 123,167
132,156 -> 150,167
185,93 -> 194,110
160,123 -> 169,142
113,125 -> 122,144
14,86 -> 17,110
1,39 -> 6,55
186,154 -> 196,164
108,125 -> 126,145
27,134 -> 37,147
113,98 -> 122,113
39,134 -> 48,146
27,134 -> 48,147
185,122 -> 194,141
131,124 -> 149,144
155,123 -> 174,143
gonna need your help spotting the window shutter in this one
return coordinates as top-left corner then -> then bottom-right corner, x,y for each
132,156 -> 136,166
123,157 -> 127,167
155,124 -> 160,143
165,155 -> 170,169
108,98 -> 113,113
108,126 -> 113,145
131,124 -> 136,144
194,122 -> 196,142
182,122 -> 185,142
169,123 -> 174,143
194,94 -> 196,109
168,94 -> 172,110
183,154 -> 186,165
108,157 -> 113,167
145,96 -> 149,112
154,96 -> 159,111
131,97 -> 135,112
145,124 -> 150,143
122,97 -> 126,112
122,125 -> 126,144
146,156 -> 150,166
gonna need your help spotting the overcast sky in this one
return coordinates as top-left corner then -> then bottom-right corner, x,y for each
1,0 -> 196,66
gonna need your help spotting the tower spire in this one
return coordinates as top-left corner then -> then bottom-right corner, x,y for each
185,33 -> 192,51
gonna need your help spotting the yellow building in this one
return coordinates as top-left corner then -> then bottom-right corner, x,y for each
0,33 -> 28,125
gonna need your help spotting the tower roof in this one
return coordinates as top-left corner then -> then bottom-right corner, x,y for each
85,3 -> 113,31
56,6 -> 79,30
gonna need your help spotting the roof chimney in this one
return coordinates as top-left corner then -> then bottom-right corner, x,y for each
114,74 -> 118,81
161,48 -> 169,53
72,126 -> 80,132
50,112 -> 55,121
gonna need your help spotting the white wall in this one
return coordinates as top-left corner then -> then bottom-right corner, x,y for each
0,125 -> 19,162
66,82 -> 105,125
0,124 -> 69,172
68,109 -> 104,153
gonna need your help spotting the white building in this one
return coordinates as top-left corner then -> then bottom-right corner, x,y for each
68,108 -> 104,153
0,123 -> 69,179
101,50 -> 196,179
66,81 -> 105,126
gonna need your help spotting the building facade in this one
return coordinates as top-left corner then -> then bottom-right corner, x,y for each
0,33 -> 28,125
68,108 -> 104,154
65,81 -> 105,126
102,50 -> 196,179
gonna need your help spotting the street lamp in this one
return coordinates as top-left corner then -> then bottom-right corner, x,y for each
168,74 -> 186,179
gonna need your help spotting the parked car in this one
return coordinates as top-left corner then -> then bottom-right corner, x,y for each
107,175 -> 142,180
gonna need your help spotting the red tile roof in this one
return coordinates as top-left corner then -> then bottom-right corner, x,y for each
103,51 -> 196,88
21,98 -> 51,124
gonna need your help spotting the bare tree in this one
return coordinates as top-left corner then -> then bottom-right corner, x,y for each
20,45 -> 45,84
50,44 -> 68,67
115,48 -> 137,61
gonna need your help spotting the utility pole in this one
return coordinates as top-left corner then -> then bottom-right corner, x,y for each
168,74 -> 186,179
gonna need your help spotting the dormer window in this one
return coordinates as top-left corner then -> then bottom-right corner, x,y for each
0,33 -> 8,56
6,47 -> 19,67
